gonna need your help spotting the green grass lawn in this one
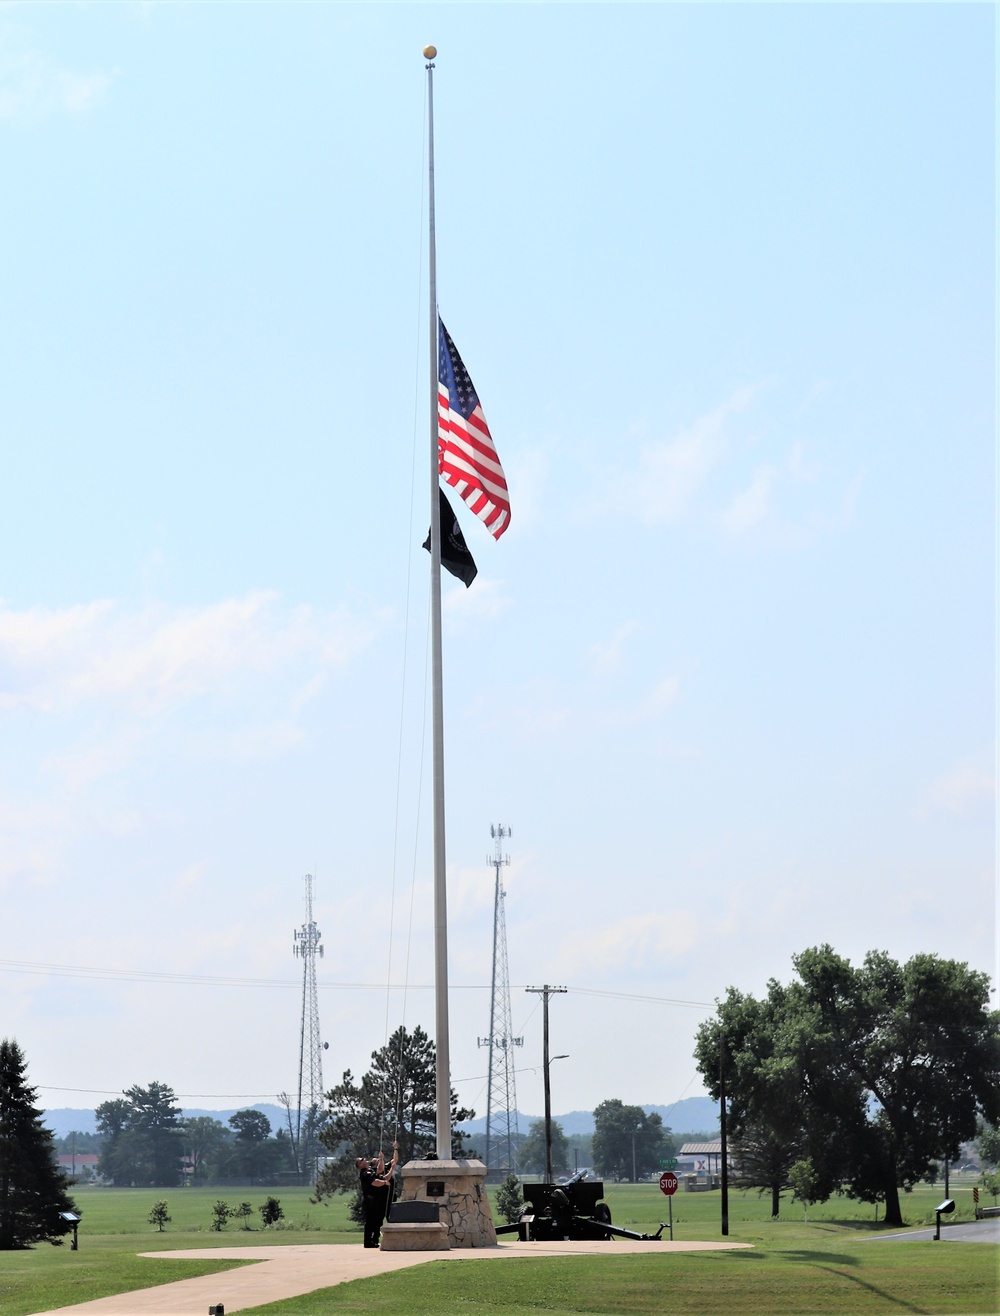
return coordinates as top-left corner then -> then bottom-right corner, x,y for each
0,1242 -> 251,1316
239,1244 -> 999,1316
0,1181 -> 994,1316
35,1184 -> 356,1239
0,1187 -> 352,1316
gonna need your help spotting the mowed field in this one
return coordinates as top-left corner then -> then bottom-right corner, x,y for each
0,1180 -> 995,1316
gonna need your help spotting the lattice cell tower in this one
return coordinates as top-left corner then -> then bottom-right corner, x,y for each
293,873 -> 325,1168
477,825 -> 522,1178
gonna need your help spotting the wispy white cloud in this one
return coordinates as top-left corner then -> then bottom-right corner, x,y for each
171,859 -> 208,897
485,680 -> 572,739
556,911 -> 699,976
605,388 -> 756,526
720,463 -> 777,535
922,753 -> 995,817
507,446 -> 548,532
0,48 -> 112,121
443,576 -> 510,625
788,440 -> 820,483
599,384 -> 863,548
718,438 -> 867,543
42,726 -> 145,792
587,622 -> 640,677
0,796 -> 70,887
0,592 -> 381,887
603,673 -> 681,726
0,592 -> 379,716
841,469 -> 866,524
641,674 -> 680,718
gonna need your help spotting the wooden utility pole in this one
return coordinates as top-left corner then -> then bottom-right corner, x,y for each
720,1031 -> 729,1236
526,985 -> 566,1182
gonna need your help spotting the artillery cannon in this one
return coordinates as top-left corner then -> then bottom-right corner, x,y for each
495,1171 -> 665,1242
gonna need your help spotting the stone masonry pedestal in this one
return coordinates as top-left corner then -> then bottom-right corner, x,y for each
380,1159 -> 497,1251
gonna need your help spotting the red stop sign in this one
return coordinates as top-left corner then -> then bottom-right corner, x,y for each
659,1171 -> 678,1196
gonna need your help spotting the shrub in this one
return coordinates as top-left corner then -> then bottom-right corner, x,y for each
980,1169 -> 1000,1205
788,1159 -> 820,1223
495,1174 -> 524,1223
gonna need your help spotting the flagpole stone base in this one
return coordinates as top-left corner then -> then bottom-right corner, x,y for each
383,1159 -> 497,1250
378,1220 -> 450,1251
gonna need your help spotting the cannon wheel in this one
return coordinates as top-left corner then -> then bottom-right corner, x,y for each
593,1202 -> 613,1241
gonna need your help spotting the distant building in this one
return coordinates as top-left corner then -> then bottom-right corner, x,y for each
678,1140 -> 725,1176
56,1152 -> 99,1178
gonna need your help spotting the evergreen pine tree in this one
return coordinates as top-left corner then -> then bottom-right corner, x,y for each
0,1038 -> 77,1249
314,1024 -> 475,1198
495,1173 -> 524,1223
96,1082 -> 184,1186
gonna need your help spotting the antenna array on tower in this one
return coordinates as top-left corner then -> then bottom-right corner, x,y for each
477,825 -> 522,1179
292,873 -> 325,1180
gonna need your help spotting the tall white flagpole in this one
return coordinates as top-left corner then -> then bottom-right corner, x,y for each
424,43 -> 451,1161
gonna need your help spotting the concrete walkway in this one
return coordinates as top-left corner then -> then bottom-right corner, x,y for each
30,1238 -> 753,1316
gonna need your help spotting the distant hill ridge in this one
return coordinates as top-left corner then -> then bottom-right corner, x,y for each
42,1103 -> 290,1139
44,1095 -> 719,1141
457,1096 -> 719,1138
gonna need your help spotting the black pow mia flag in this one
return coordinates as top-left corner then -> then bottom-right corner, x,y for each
423,487 -> 478,588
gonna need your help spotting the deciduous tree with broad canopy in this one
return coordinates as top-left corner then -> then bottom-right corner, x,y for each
977,1121 -> 1000,1169
592,1100 -> 674,1182
695,946 -> 1000,1227
314,1025 -> 474,1199
518,1119 -> 570,1176
228,1109 -> 276,1183
183,1115 -> 230,1183
0,1038 -> 78,1250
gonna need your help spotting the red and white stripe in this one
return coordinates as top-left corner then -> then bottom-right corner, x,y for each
438,384 -> 510,539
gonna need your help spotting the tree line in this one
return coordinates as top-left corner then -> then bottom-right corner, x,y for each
4,976 -> 1000,1253
96,1083 -> 302,1186
516,1101 -> 678,1181
695,945 -> 1000,1227
313,1024 -> 680,1196
472,1111 -> 717,1180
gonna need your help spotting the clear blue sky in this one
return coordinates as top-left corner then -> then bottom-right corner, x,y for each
0,3 -> 994,1122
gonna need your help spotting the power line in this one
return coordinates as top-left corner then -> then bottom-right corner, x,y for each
37,1085 -> 282,1099
0,957 -> 714,1008
571,988 -> 714,1008
0,959 -> 472,990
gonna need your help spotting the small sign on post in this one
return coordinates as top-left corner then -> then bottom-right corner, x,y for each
658,1170 -> 677,1241
59,1212 -> 81,1251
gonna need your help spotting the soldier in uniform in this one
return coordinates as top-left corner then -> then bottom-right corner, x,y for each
356,1141 -> 398,1248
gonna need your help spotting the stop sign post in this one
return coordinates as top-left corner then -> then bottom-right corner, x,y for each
658,1171 -> 678,1239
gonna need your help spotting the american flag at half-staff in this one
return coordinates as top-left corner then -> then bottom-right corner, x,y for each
438,318 -> 510,539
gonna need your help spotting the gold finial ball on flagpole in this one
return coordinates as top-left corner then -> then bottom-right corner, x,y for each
423,45 -> 437,59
